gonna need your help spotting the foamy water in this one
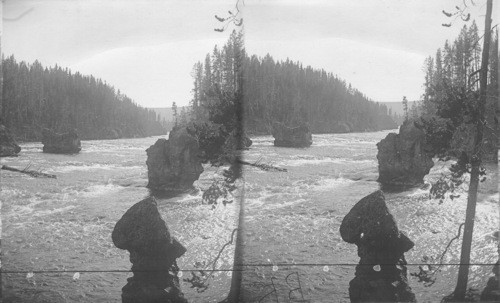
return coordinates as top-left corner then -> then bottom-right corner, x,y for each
1,136 -> 238,303
281,155 -> 360,166
79,183 -> 125,198
241,131 -> 498,302
2,132 -> 497,302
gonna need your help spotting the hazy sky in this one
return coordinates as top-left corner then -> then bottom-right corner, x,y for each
3,0 -> 232,107
244,0 -> 489,102
3,0 -> 491,107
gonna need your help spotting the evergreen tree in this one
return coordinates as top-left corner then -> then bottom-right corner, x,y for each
185,30 -> 245,164
172,101 -> 178,127
402,96 -> 409,121
419,20 -> 497,159
1,56 -> 165,140
453,1 -> 494,299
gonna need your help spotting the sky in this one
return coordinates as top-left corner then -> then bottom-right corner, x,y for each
244,0 -> 489,102
2,0 -> 492,107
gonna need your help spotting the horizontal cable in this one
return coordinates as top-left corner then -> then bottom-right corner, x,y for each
2,263 -> 498,274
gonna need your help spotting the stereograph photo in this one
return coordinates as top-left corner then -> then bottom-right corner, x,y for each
0,0 -> 498,302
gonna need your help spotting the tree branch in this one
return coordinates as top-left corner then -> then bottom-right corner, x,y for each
183,228 -> 238,292
411,223 -> 466,286
434,223 -> 466,275
214,0 -> 244,32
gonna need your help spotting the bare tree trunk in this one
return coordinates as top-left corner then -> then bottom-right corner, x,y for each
225,33 -> 245,302
1,165 -> 56,179
224,181 -> 244,303
453,0 -> 493,300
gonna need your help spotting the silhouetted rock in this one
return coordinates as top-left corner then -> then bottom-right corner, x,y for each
340,191 -> 416,302
377,120 -> 433,187
41,128 -> 81,154
272,122 -> 312,147
223,130 -> 252,151
481,260 -> 500,302
0,124 -> 21,157
146,127 -> 203,192
112,197 -> 187,303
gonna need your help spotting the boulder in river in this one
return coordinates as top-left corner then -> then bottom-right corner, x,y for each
376,120 -> 433,187
332,121 -> 352,133
42,128 -> 81,154
146,127 -> 203,192
481,260 -> 500,301
100,127 -> 122,140
0,124 -> 21,157
340,190 -> 416,302
272,122 -> 312,148
112,197 -> 188,303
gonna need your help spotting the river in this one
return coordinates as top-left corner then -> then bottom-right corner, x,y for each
1,137 -> 238,303
240,131 -> 498,302
1,131 -> 497,302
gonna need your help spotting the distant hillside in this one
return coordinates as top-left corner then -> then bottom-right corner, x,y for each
2,56 -> 166,141
379,101 -> 419,116
151,106 -> 189,131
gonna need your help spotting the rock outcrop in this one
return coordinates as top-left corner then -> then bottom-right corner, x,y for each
223,130 -> 252,151
146,127 -> 203,192
0,124 -> 21,157
377,120 -> 433,187
42,128 -> 81,154
272,122 -> 312,148
340,191 -> 416,302
112,197 -> 188,303
481,260 -> 500,302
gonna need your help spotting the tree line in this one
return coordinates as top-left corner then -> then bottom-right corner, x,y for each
413,22 -> 498,159
242,54 -> 397,133
1,55 -> 166,141
185,30 -> 397,135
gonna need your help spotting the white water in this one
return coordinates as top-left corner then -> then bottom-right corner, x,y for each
1,136 -> 238,303
1,132 -> 497,302
240,131 -> 498,302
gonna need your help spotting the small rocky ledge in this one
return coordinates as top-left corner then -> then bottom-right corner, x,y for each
272,122 -> 312,148
146,127 -> 204,192
42,128 -> 81,154
377,121 -> 433,187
